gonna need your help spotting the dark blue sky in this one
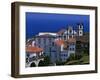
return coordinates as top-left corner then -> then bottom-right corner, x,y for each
26,12 -> 89,39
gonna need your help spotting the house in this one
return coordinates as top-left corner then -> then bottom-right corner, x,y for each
54,39 -> 69,62
26,46 -> 44,67
35,33 -> 56,56
57,29 -> 66,40
34,33 -> 59,65
67,38 -> 76,55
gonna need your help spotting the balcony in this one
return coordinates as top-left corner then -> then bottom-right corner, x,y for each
29,55 -> 44,62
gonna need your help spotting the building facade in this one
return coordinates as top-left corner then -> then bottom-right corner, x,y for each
26,46 -> 44,67
26,23 -> 88,66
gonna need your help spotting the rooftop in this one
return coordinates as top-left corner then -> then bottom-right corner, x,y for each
55,39 -> 65,46
67,38 -> 76,43
57,29 -> 66,35
76,32 -> 89,42
26,46 -> 43,53
36,34 -> 56,38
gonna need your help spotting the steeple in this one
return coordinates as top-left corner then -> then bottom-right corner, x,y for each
77,23 -> 83,36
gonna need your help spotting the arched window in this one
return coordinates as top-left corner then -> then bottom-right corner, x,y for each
38,60 -> 45,66
26,58 -> 29,63
30,62 -> 36,67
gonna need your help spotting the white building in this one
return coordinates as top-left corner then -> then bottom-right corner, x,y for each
26,46 -> 44,67
35,34 -> 56,56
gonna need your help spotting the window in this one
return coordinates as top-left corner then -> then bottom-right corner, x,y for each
38,45 -> 40,48
72,48 -> 74,51
38,38 -> 41,44
69,47 -> 74,51
26,58 -> 29,63
69,35 -> 72,38
64,54 -> 66,56
70,48 -> 72,50
66,54 -> 68,57
26,53 -> 30,57
49,38 -> 52,45
52,42 -> 55,46
80,26 -> 82,29
49,38 -> 51,42
64,36 -> 66,40
69,30 -> 72,33
79,25 -> 83,29
61,54 -> 63,56
43,38 -> 46,44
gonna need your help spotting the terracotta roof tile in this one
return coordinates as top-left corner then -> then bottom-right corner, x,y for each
67,38 -> 76,43
76,33 -> 89,42
55,39 -> 65,46
26,46 -> 43,53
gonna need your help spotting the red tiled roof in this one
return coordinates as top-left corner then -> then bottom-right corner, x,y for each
67,38 -> 76,43
26,46 -> 43,53
76,33 -> 89,43
55,39 -> 65,46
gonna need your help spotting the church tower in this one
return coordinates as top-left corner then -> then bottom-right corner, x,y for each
77,23 -> 83,36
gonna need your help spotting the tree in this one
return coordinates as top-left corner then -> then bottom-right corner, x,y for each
56,60 -> 65,65
67,54 -> 75,61
43,56 -> 50,66
38,56 -> 50,66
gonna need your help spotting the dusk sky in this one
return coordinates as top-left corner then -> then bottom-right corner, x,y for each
26,12 -> 89,39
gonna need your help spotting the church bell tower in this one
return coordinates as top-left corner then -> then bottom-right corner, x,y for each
77,23 -> 83,36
